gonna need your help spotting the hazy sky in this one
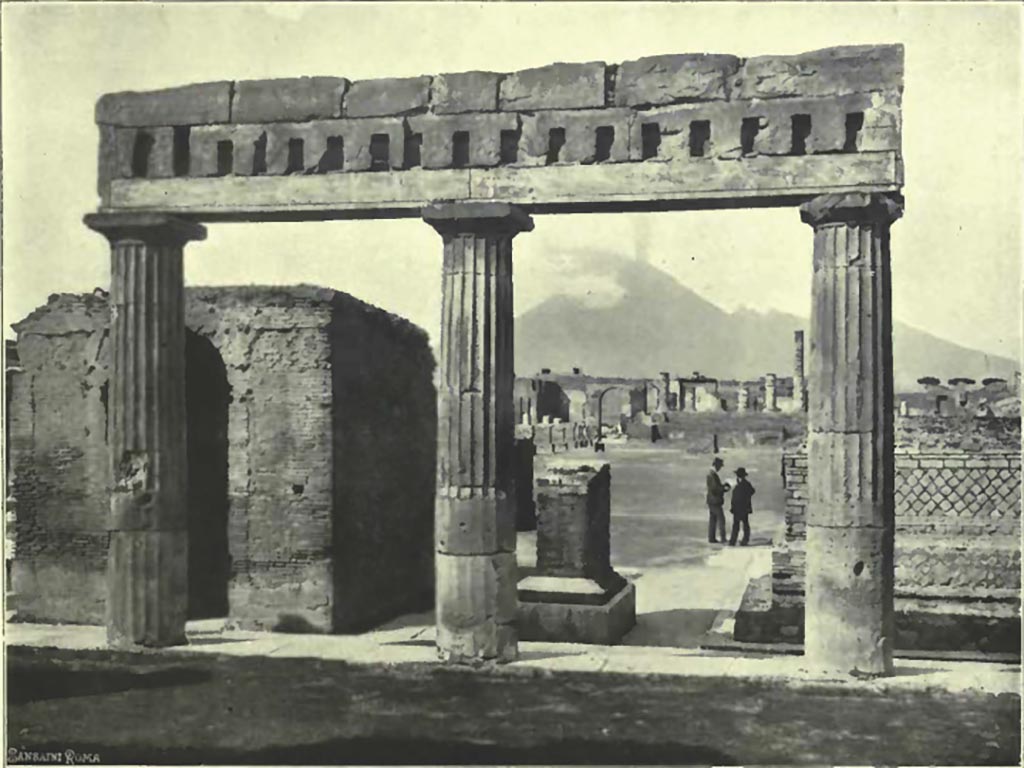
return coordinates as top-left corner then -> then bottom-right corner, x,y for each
3,3 -> 1021,361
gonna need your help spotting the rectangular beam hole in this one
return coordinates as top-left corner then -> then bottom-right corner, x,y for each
319,136 -> 345,172
844,112 -> 864,153
131,131 -> 154,178
403,132 -> 421,169
252,132 -> 267,175
285,138 -> 304,174
369,134 -> 390,171
641,123 -> 660,160
215,140 -> 234,176
500,129 -> 520,164
172,126 -> 191,177
688,120 -> 710,157
546,128 -> 566,165
594,126 -> 614,162
740,117 -> 761,156
791,114 -> 811,156
452,131 -> 470,168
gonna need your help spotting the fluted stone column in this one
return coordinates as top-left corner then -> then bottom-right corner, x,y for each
794,330 -> 807,412
424,202 -> 533,665
84,213 -> 206,648
737,385 -> 749,412
800,192 -> 903,676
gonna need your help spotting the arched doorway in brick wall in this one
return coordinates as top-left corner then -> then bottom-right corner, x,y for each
185,330 -> 231,619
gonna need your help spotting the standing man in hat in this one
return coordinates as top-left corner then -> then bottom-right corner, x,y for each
706,457 -> 731,544
729,467 -> 756,546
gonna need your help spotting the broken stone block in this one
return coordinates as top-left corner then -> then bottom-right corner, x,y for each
96,81 -> 232,126
735,44 -> 904,100
431,71 -> 501,114
407,112 -> 520,169
518,108 -> 632,166
859,90 -> 902,152
232,77 -> 349,123
615,53 -> 740,106
499,62 -> 606,111
344,76 -> 431,118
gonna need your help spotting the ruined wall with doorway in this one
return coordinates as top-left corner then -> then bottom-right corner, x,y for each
7,287 -> 435,632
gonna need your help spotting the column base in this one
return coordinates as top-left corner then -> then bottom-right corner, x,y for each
106,530 -> 188,648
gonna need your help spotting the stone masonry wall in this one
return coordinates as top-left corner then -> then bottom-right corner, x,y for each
96,45 -> 903,204
8,287 -> 435,632
327,292 -> 436,632
770,417 -> 1021,651
8,292 -> 111,623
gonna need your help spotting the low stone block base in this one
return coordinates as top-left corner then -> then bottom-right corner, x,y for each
517,577 -> 636,645
734,576 -> 1022,655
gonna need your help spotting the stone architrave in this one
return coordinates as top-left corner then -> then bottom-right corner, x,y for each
83,212 -> 207,648
423,202 -> 533,665
800,192 -> 903,676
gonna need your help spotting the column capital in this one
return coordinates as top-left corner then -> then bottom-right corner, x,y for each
799,193 -> 904,227
84,212 -> 207,246
422,203 -> 534,238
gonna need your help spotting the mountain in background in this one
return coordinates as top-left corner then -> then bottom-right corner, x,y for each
515,260 -> 1018,391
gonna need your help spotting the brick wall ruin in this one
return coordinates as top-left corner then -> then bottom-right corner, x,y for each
8,286 -> 435,632
738,417 -> 1021,652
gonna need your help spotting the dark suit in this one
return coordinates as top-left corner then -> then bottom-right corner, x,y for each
706,468 -> 728,542
729,478 -> 755,545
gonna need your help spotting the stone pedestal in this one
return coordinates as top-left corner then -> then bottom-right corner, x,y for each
84,213 -> 206,648
800,192 -> 903,676
424,202 -> 533,665
518,462 -> 636,644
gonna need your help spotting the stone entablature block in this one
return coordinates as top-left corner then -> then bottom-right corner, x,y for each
94,45 -> 903,213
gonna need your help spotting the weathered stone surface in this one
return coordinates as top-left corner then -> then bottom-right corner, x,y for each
518,579 -> 636,644
615,54 -> 739,106
431,71 -> 501,114
436,493 -> 516,555
535,463 -> 612,579
500,62 -> 606,111
407,112 -> 519,169
97,125 -> 137,196
96,81 -> 232,126
8,285 -> 436,634
436,551 -> 518,627
344,76 -> 431,118
189,124 -> 267,177
253,118 -> 405,174
518,108 -> 632,166
232,77 -> 348,123
736,44 -> 904,100
146,127 -> 176,178
803,525 -> 893,672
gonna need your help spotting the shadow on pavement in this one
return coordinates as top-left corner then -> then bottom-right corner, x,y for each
10,737 -> 738,765
7,664 -> 212,705
624,608 -> 721,648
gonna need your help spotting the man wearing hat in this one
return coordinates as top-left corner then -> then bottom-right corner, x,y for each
706,457 -> 731,544
729,467 -> 756,546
